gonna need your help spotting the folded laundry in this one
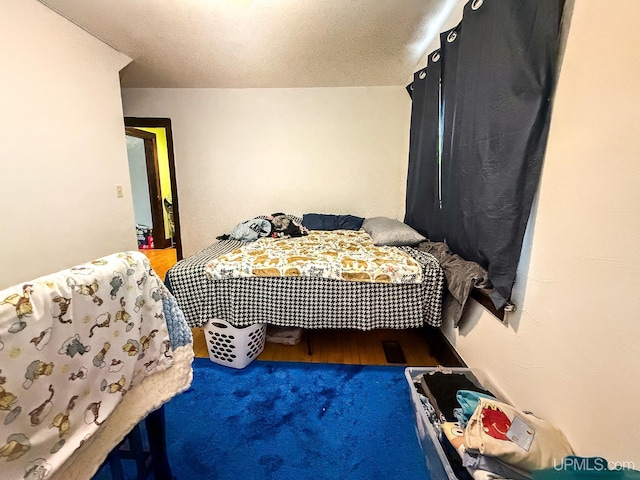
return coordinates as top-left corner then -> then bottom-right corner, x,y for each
454,390 -> 498,428
420,371 -> 494,422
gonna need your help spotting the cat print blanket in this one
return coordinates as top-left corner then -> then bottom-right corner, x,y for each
0,251 -> 176,480
206,230 -> 424,284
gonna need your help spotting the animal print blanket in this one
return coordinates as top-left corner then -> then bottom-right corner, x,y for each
0,251 -> 176,480
206,230 -> 423,284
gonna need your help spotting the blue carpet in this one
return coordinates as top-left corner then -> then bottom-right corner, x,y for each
94,358 -> 430,480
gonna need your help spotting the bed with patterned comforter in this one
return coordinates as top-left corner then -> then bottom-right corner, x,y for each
207,230 -> 424,284
167,229 -> 445,330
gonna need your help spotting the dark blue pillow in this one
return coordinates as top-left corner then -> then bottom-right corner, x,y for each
303,213 -> 364,231
337,214 -> 364,230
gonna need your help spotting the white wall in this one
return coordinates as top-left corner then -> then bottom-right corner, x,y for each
445,0 -> 640,465
411,0 -> 466,76
122,87 -> 410,256
0,0 -> 135,289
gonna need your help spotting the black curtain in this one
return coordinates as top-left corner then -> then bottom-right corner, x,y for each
439,23 -> 462,249
404,51 -> 444,242
405,0 -> 561,309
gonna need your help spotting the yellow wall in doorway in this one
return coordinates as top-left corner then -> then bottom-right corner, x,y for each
138,127 -> 172,240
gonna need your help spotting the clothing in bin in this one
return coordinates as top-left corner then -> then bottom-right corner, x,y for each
410,368 -> 574,480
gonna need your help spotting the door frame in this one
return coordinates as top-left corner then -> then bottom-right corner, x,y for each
125,117 -> 183,261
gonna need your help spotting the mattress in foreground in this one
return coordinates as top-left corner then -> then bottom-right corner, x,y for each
0,252 -> 194,480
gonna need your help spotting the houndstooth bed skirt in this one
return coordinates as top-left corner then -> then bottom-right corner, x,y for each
166,240 -> 444,330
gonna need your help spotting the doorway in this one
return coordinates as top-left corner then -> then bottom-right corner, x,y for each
124,117 -> 183,261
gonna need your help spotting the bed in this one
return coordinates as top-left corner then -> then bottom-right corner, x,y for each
166,215 -> 446,331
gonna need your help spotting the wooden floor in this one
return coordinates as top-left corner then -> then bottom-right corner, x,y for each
141,247 -> 464,367
141,247 -> 177,280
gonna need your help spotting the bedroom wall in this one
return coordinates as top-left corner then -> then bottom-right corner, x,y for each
443,0 -> 640,465
0,0 -> 134,289
121,87 -> 410,256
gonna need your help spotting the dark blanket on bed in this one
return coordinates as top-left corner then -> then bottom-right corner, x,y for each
302,213 -> 364,231
415,241 -> 492,327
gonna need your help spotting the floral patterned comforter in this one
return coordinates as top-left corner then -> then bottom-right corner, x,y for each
206,230 -> 424,284
0,251 -> 175,480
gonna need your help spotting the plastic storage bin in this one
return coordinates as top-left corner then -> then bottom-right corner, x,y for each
204,319 -> 266,369
404,366 -> 508,480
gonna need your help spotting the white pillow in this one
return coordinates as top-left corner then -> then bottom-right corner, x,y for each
361,217 -> 426,246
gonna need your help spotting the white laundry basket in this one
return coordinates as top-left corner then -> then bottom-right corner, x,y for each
204,319 -> 266,369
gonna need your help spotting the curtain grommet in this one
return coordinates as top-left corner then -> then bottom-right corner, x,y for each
418,71 -> 426,80
471,0 -> 483,11
447,30 -> 457,43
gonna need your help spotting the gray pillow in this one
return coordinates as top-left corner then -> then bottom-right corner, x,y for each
362,217 -> 426,246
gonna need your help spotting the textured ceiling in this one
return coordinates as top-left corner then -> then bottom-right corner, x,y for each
41,0 -> 455,88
